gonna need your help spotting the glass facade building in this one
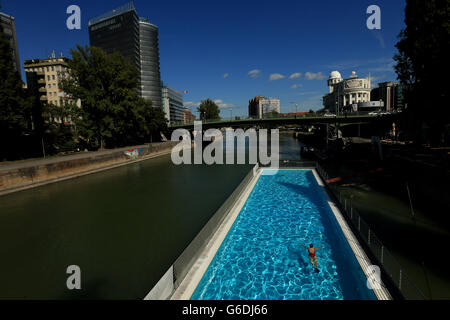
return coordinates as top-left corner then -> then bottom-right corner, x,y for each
139,18 -> 162,108
88,2 -> 162,108
162,85 -> 184,125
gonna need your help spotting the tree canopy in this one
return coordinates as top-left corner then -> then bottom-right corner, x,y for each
197,98 -> 220,121
394,0 -> 450,145
0,23 -> 32,160
61,45 -> 167,149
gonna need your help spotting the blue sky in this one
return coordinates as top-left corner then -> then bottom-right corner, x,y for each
1,0 -> 406,117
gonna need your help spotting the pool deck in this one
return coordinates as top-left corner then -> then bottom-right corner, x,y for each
171,168 -> 392,300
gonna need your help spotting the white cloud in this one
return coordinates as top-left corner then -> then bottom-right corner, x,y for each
184,101 -> 200,108
371,30 -> 386,48
223,73 -> 229,78
290,84 -> 303,89
214,99 -> 236,109
289,72 -> 302,79
185,100 -> 236,110
248,69 -> 262,78
269,73 -> 285,81
305,72 -> 326,80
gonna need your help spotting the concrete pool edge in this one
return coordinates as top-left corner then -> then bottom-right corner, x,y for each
311,169 -> 392,300
168,166 -> 262,300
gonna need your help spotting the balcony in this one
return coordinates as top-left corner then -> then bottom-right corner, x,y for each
38,87 -> 47,93
39,95 -> 48,101
37,79 -> 46,84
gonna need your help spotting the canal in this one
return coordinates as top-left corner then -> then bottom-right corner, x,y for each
0,132 -> 301,299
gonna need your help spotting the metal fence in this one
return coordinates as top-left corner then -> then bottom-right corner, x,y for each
314,162 -> 427,300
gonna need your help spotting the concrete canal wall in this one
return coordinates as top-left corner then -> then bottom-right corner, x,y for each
0,141 -> 178,196
145,164 -> 260,300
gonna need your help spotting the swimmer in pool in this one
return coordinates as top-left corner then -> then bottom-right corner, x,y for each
300,243 -> 323,271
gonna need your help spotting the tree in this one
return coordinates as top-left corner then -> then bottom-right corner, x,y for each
197,98 -> 220,121
393,0 -> 450,145
0,23 -> 32,160
265,111 -> 280,118
61,45 -> 167,149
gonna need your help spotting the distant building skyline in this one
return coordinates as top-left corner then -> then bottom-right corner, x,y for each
2,1 -> 405,117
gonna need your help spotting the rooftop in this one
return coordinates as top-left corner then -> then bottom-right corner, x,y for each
88,2 -> 136,26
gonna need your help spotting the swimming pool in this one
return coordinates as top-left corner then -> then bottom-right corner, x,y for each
191,169 -> 377,300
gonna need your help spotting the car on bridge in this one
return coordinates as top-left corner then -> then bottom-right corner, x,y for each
324,113 -> 336,117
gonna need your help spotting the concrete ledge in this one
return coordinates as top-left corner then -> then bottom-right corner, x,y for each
0,142 -> 177,196
144,266 -> 174,300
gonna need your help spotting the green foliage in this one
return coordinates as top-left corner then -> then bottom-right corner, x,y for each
61,45 -> 167,149
0,24 -> 32,160
197,98 -> 220,120
264,111 -> 280,118
393,0 -> 450,145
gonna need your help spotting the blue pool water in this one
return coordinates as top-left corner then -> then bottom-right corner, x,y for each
191,169 -> 377,300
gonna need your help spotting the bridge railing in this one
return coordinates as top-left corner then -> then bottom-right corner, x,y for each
169,111 -> 396,127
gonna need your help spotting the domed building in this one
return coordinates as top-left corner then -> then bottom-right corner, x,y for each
323,71 -> 371,113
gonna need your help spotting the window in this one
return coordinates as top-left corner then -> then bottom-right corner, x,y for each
47,75 -> 50,80
52,75 -> 55,80
51,66 -> 54,71
47,67 -> 49,72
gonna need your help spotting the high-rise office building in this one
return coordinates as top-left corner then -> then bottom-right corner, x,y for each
162,85 -> 184,125
0,11 -> 21,74
139,18 -> 162,108
88,2 -> 162,108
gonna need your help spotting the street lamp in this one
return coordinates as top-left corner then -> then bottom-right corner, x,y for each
289,102 -> 299,119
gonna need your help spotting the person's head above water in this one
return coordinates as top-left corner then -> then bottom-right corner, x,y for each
309,244 -> 314,248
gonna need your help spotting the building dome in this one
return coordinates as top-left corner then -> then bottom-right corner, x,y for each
329,71 -> 342,79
